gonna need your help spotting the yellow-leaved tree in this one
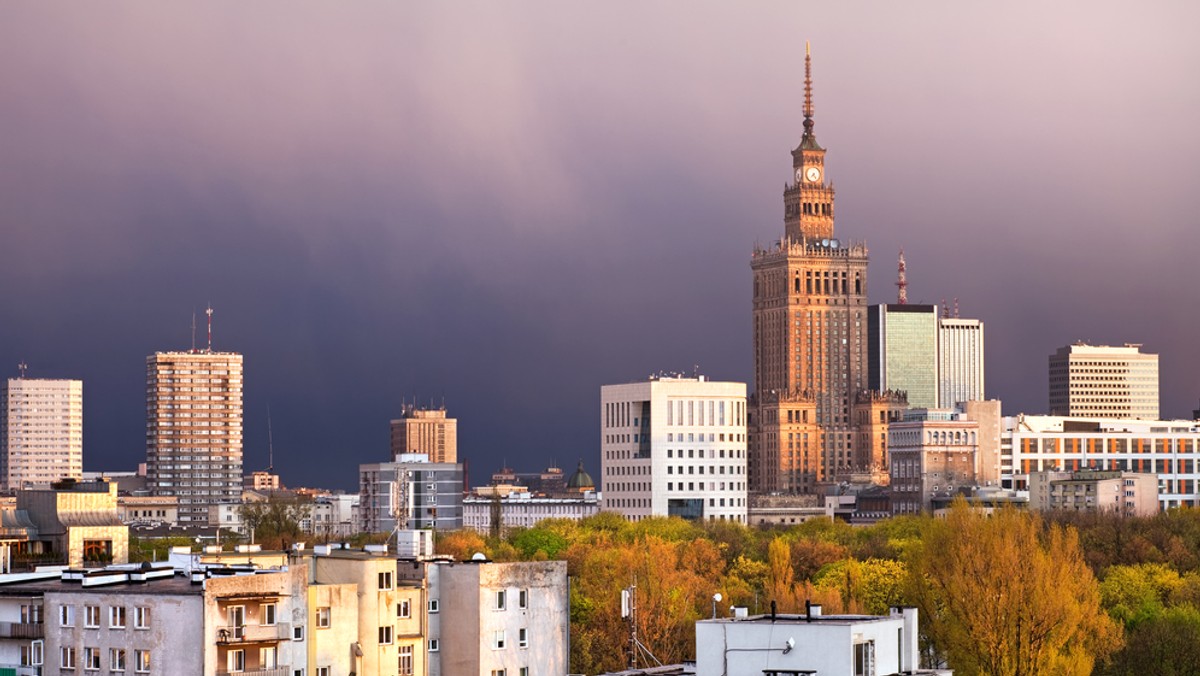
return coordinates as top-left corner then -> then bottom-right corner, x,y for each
907,501 -> 1122,675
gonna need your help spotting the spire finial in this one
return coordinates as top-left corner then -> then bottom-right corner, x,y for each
803,41 -> 814,129
896,248 -> 908,305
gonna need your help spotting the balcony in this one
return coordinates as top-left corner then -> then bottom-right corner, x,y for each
215,623 -> 290,644
0,621 -> 44,639
216,668 -> 290,676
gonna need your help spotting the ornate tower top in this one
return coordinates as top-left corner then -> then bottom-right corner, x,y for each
800,41 -> 822,151
896,249 -> 908,304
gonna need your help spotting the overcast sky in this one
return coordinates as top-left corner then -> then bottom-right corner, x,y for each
1,2 -> 1197,490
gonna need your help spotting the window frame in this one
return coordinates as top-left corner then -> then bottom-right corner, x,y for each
378,625 -> 394,645
133,606 -> 150,630
83,646 -> 101,671
428,638 -> 440,652
60,604 -> 74,627
84,605 -> 101,629
110,606 -> 127,629
316,606 -> 331,629
495,589 -> 507,610
61,646 -> 76,670
261,602 -> 277,626
397,599 -> 411,618
110,647 -> 126,672
135,650 -> 151,674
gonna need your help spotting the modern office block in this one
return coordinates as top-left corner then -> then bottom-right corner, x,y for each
1048,343 -> 1159,419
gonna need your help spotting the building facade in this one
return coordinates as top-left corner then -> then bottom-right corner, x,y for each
749,45 -> 875,494
390,406 -> 457,463
462,490 -> 601,535
359,459 -> 463,533
938,317 -> 985,407
1,377 -> 83,490
600,376 -> 748,523
145,350 -> 244,524
868,304 -> 939,410
1028,470 -> 1159,516
1048,343 -> 1159,419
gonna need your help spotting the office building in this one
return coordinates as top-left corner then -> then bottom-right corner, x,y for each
1048,343 -> 1159,419
1,376 -> 83,490
462,490 -> 601,534
600,376 -> 748,523
145,346 -> 244,525
1028,470 -> 1159,516
938,317 -> 985,407
359,458 -> 463,533
868,304 -> 939,410
390,405 -> 457,463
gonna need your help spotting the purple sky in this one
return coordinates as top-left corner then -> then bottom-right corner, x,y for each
2,2 -> 1198,490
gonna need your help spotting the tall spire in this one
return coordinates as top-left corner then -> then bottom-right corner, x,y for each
800,41 -> 821,150
896,249 -> 908,305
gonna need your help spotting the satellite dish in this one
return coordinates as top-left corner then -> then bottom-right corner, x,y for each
471,552 -> 487,561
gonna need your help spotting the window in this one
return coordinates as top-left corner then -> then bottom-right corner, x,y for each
22,640 -> 44,667
260,646 -> 277,669
227,648 -> 245,673
84,605 -> 100,628
378,571 -> 393,590
133,606 -> 150,629
292,625 -> 305,641
62,646 -> 76,670
495,589 -> 507,610
110,648 -> 126,672
429,599 -> 439,613
399,645 -> 414,675
493,630 -> 506,649
21,603 -> 43,624
261,602 -> 276,626
397,600 -> 411,618
316,607 -> 331,628
519,627 -> 528,648
491,671 -> 507,676
854,640 -> 875,676
316,668 -> 331,676
520,669 -> 529,676
518,589 -> 528,609
60,605 -> 74,627
110,606 -> 127,629
84,647 -> 101,671
428,638 -> 440,652
379,625 -> 393,645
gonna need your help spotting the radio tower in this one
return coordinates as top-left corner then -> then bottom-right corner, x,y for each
205,305 -> 214,353
895,249 -> 908,305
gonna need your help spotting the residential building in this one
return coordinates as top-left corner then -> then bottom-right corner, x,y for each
888,401 -> 1002,515
462,490 -> 601,534
244,471 -> 282,491
601,376 -> 748,523
1048,343 -> 1159,419
17,480 -> 128,568
489,465 -> 571,496
304,493 -> 360,539
1001,415 -> 1200,509
308,546 -> 424,676
746,494 -> 828,527
390,406 -> 457,463
1028,470 -> 1159,516
1,376 -> 82,490
397,559 -> 568,676
116,495 -> 178,527
868,304 -> 939,410
938,317 -> 985,407
694,606 -> 941,676
749,46 -> 876,493
359,458 -> 463,533
145,347 -> 244,524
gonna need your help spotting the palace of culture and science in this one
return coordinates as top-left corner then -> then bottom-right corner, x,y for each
749,44 -> 905,494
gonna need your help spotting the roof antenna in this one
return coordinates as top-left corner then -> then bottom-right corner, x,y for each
267,404 -> 275,474
205,305 -> 214,353
17,361 -> 28,379
191,310 -> 197,352
896,249 -> 908,305
941,299 -> 949,319
953,298 -> 960,318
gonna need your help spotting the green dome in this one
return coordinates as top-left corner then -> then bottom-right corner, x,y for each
566,460 -> 595,491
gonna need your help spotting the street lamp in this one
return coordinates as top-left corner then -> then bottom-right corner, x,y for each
711,593 -> 723,619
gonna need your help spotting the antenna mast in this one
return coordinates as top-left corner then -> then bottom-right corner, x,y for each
896,249 -> 908,305
205,305 -> 214,353
267,405 -> 275,474
191,311 -> 197,352
17,362 -> 28,379
953,298 -> 960,318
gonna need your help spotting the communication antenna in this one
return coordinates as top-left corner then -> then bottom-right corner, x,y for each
17,361 -> 28,379
953,298 -> 960,318
205,305 -> 214,353
191,311 -> 197,352
941,299 -> 949,319
895,249 -> 908,305
267,405 -> 275,474
622,576 -> 662,670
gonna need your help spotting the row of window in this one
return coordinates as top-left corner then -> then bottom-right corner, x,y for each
58,646 -> 150,672
491,627 -> 531,649
60,605 -> 150,630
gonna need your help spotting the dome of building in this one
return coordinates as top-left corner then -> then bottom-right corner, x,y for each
566,460 -> 595,492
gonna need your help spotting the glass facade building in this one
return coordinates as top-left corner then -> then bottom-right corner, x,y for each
868,304 -> 939,410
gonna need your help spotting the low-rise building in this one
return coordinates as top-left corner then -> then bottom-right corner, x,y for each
117,495 -> 178,527
694,606 -> 948,676
746,494 -> 828,527
17,480 -> 128,568
462,490 -> 601,534
359,458 -> 463,533
1028,470 -> 1159,516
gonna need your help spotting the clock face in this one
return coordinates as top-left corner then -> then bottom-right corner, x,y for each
805,167 -> 821,183
795,168 -> 804,182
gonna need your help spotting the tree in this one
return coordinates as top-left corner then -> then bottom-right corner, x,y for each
764,537 -> 800,612
1099,563 -> 1183,627
1101,605 -> 1200,676
907,501 -> 1122,675
238,494 -> 311,550
813,557 -> 906,615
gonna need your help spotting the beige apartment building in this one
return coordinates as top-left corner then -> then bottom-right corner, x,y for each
1,377 -> 83,490
146,350 -> 244,524
390,406 -> 457,463
1049,343 -> 1159,419
1028,470 -> 1159,516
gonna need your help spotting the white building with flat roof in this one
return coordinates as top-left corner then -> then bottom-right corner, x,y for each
462,490 -> 601,534
938,317 -> 984,408
601,376 -> 748,523
1049,343 -> 1159,419
1,377 -> 83,490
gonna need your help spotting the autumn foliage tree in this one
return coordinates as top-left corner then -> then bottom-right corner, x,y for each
907,501 -> 1122,675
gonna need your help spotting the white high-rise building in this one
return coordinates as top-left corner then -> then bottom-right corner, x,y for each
938,317 -> 985,407
1,376 -> 83,489
146,350 -> 243,524
600,376 -> 748,523
1049,343 -> 1159,419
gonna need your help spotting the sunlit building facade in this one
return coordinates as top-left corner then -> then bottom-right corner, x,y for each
1,377 -> 83,489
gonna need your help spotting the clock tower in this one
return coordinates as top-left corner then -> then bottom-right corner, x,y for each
784,42 -> 835,242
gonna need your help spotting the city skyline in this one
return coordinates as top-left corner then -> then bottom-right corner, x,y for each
1,3 -> 1198,489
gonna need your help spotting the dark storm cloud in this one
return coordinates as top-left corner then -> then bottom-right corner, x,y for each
0,2 -> 1197,488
